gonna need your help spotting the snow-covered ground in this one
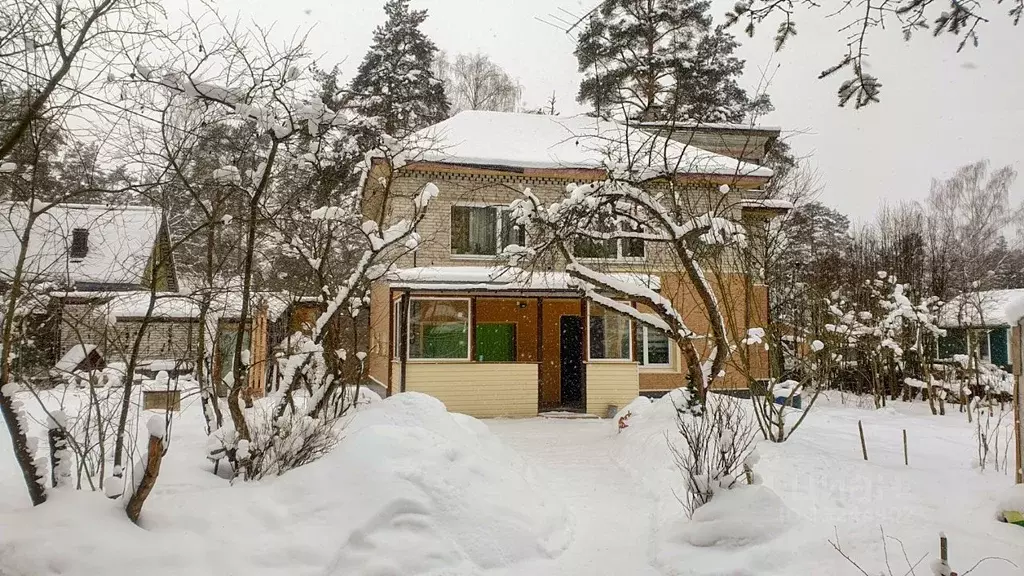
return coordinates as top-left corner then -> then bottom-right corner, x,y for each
1,387 -> 1022,575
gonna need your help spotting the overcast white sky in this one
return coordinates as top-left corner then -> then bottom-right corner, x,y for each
183,0 -> 1023,221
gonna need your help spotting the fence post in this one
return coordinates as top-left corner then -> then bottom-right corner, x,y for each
858,420 -> 868,461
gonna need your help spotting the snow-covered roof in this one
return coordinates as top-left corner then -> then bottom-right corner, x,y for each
405,111 -> 773,179
57,290 -> 298,322
741,198 -> 793,211
106,292 -> 201,319
0,203 -> 161,288
635,120 -> 783,133
938,289 -> 1024,327
54,344 -> 98,373
387,266 -> 660,293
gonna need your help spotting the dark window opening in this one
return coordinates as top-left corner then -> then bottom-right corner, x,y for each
70,228 -> 89,260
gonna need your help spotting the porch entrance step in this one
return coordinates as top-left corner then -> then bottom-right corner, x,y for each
538,411 -> 600,420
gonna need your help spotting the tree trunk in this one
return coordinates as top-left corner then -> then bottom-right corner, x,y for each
126,432 -> 165,523
0,211 -> 47,505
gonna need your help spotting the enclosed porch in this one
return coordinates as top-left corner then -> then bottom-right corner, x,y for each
372,268 -> 683,418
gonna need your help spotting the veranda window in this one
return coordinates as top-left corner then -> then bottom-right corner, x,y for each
451,206 -> 526,256
588,302 -> 632,360
635,326 -> 671,367
408,298 -> 470,359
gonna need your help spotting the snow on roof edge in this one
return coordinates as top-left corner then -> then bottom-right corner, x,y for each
389,111 -> 774,179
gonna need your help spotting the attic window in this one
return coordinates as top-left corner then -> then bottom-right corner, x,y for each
70,228 -> 89,260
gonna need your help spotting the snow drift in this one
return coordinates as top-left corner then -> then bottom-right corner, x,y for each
611,390 -> 805,576
0,392 -> 569,576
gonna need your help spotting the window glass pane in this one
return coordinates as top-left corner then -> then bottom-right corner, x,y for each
989,328 -> 1008,366
501,210 -> 526,249
453,206 -> 501,255
622,222 -> 645,258
475,323 -> 516,362
574,237 -> 617,259
623,237 -> 645,258
646,328 -> 670,365
589,303 -> 631,360
469,207 -> 497,254
451,206 -> 470,254
409,300 -> 469,359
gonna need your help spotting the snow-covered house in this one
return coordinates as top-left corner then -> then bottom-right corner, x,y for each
937,289 -> 1024,369
0,203 -> 180,372
0,202 -> 177,292
364,111 -> 782,418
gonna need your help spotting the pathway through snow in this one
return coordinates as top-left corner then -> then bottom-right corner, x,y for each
487,418 -> 662,575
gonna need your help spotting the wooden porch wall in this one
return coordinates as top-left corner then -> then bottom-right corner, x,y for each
474,298 -> 538,362
586,362 -> 639,417
398,362 -> 539,418
247,306 -> 269,398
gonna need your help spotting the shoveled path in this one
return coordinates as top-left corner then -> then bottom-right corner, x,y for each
486,417 -> 662,575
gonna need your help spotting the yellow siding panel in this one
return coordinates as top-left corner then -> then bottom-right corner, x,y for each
402,362 -> 539,418
586,362 -> 640,417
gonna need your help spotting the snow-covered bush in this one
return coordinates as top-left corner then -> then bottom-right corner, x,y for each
822,273 -> 947,410
670,392 -> 760,517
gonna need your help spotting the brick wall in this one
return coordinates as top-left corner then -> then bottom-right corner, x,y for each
365,165 -> 755,274
61,303 -> 200,365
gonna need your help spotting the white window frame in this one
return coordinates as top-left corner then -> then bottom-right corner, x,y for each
406,296 -> 472,362
637,325 -> 673,369
586,300 -> 634,362
975,329 -> 992,362
449,203 -> 525,260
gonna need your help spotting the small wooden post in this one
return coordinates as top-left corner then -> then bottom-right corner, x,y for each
939,533 -> 958,576
903,429 -> 909,466
858,420 -> 868,461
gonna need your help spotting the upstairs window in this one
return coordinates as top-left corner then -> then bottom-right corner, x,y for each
574,222 -> 645,260
70,228 -> 89,260
451,205 -> 526,257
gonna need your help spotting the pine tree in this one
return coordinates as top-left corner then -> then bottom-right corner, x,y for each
575,0 -> 768,123
349,0 -> 449,139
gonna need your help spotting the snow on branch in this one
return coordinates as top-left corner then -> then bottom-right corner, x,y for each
565,262 -> 693,339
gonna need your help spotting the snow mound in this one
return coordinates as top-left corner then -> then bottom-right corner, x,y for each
662,485 -> 797,548
0,392 -> 569,576
322,393 -> 571,574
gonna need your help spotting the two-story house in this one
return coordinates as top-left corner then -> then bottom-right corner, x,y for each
364,111 -> 783,418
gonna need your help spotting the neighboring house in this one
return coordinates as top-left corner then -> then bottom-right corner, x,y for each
56,289 -> 318,397
364,111 -> 783,418
0,203 -> 178,372
937,289 -> 1024,370
0,202 -> 177,292
0,202 -> 329,396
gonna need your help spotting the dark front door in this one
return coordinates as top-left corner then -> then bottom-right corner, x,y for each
560,315 -> 584,407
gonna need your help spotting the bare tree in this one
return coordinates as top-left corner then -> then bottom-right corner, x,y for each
507,117 -> 772,404
0,0 -> 162,508
436,52 -> 523,114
